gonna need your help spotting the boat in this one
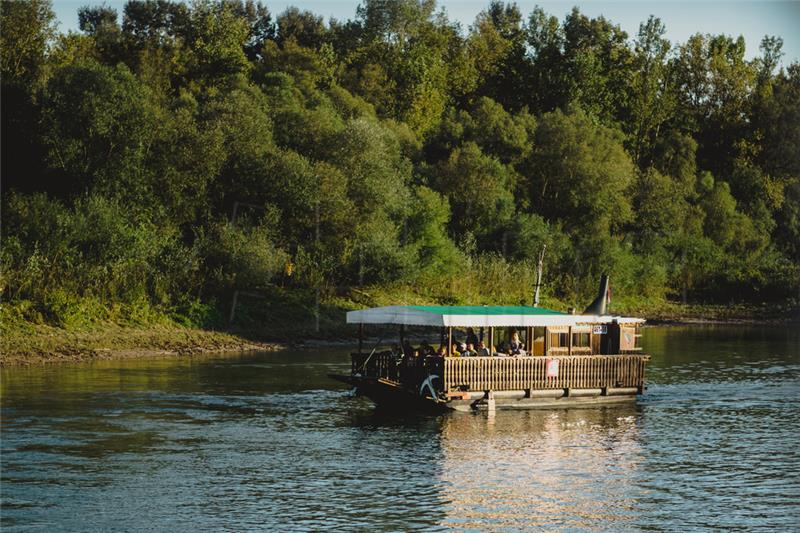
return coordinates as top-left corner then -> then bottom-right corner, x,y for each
329,278 -> 649,412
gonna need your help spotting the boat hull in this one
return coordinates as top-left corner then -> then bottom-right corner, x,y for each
329,374 -> 639,412
329,374 -> 447,412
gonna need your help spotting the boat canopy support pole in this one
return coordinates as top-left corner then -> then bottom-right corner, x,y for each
526,326 -> 532,352
568,326 -> 573,356
489,327 -> 494,353
358,324 -> 363,356
400,324 -> 405,353
544,327 -> 550,356
447,327 -> 453,356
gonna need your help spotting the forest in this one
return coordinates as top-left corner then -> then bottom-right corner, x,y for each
2,0 -> 799,337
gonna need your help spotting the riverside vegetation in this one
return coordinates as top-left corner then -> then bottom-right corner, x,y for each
2,0 -> 799,362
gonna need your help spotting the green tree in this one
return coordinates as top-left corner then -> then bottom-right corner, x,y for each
433,141 -> 514,247
627,16 -> 675,167
40,60 -> 157,201
524,108 -> 635,235
404,186 -> 461,275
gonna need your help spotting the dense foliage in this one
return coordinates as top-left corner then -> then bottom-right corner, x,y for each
2,0 -> 798,329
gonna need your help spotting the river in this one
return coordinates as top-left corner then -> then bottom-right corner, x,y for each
2,325 -> 798,531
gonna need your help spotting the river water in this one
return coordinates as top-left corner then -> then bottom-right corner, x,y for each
2,325 -> 798,531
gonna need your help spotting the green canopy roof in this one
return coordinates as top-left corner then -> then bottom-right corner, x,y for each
346,305 -> 643,327
408,305 -> 565,316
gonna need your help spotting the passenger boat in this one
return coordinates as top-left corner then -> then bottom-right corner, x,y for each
330,278 -> 649,412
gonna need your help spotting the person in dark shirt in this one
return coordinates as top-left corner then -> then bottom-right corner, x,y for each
419,340 -> 435,356
465,327 -> 479,347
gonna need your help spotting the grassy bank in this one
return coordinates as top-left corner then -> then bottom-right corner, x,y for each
0,320 -> 278,366
3,286 -> 797,366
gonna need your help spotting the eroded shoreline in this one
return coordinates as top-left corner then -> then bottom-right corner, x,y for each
3,313 -> 797,366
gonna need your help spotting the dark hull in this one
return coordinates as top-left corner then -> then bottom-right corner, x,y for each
329,374 -> 639,412
328,374 -> 447,413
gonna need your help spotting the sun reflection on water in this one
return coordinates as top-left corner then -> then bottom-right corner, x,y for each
437,407 -> 644,530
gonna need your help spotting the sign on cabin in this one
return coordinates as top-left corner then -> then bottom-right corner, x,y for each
621,327 -> 637,351
546,358 -> 559,378
592,325 -> 607,334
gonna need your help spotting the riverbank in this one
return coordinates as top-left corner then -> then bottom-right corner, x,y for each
613,300 -> 800,325
3,298 -> 797,366
0,322 -> 281,366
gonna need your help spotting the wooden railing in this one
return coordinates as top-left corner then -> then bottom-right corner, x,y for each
352,352 -> 398,380
443,355 -> 649,392
351,352 -> 444,386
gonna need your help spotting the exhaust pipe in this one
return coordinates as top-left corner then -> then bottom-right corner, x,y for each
583,274 -> 610,315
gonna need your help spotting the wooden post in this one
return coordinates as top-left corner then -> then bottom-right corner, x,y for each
568,326 -> 573,356
489,327 -> 494,354
447,327 -> 453,356
358,323 -> 363,356
228,290 -> 239,324
533,245 -> 546,306
400,324 -> 405,353
544,327 -> 549,356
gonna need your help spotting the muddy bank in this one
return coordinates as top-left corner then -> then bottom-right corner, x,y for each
0,323 -> 283,366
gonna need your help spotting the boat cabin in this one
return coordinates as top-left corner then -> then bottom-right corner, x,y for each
331,305 -> 649,411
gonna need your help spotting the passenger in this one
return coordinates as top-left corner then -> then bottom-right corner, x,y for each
419,340 -> 435,356
477,341 -> 491,357
465,327 -> 479,347
509,332 -> 524,355
391,343 -> 403,363
462,343 -> 477,357
451,343 -> 462,357
436,346 -> 447,358
402,340 -> 413,357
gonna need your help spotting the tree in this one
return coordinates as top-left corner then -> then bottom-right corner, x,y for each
526,6 -> 566,113
627,16 -> 675,167
433,142 -> 514,247
1,0 -> 57,191
276,7 -> 327,49
467,2 -> 528,110
405,186 -> 461,275
560,8 -> 634,125
0,0 -> 56,87
672,33 -> 756,178
524,108 -> 635,236
40,60 -> 157,200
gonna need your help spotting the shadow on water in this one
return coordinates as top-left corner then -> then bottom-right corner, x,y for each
1,325 -> 798,531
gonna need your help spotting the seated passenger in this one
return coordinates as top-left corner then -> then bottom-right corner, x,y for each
402,340 -> 414,357
509,332 -> 524,355
465,327 -> 479,347
451,343 -> 462,357
419,340 -> 435,356
476,341 -> 491,357
435,346 -> 447,358
462,343 -> 477,357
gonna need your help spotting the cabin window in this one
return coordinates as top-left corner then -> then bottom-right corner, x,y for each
549,332 -> 569,347
572,332 -> 590,347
